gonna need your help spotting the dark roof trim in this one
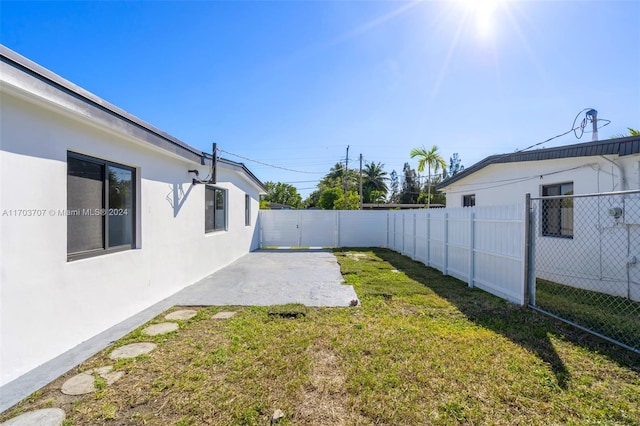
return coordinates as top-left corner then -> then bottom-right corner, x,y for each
1,45 -> 203,161
1,45 -> 266,192
216,157 -> 268,193
436,135 -> 640,189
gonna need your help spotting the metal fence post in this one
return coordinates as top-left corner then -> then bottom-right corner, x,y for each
525,193 -> 535,307
523,194 -> 531,306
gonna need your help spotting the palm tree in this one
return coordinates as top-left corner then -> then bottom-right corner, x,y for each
363,162 -> 388,203
611,127 -> 640,138
410,145 -> 446,208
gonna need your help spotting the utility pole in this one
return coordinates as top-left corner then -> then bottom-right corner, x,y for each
359,154 -> 363,210
344,145 -> 349,210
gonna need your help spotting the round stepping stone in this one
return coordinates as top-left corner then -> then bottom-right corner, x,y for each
212,311 -> 237,320
61,372 -> 95,395
142,322 -> 178,336
165,309 -> 197,321
1,408 -> 65,426
109,342 -> 156,360
60,366 -> 124,395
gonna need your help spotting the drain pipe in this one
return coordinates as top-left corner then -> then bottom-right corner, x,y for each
600,156 -> 634,300
600,156 -> 626,191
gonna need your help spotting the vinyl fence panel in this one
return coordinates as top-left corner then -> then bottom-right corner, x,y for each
260,204 -> 526,305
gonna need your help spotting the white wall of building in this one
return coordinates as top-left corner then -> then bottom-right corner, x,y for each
442,156 -> 640,208
439,153 -> 640,302
0,68 -> 262,386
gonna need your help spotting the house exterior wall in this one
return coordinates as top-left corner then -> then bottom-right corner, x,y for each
439,154 -> 640,302
0,67 -> 262,386
442,156 -> 640,208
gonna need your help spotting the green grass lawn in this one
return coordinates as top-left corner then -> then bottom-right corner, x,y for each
2,248 -> 639,425
535,278 -> 640,351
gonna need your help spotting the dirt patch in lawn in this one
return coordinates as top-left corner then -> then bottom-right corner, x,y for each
296,343 -> 351,424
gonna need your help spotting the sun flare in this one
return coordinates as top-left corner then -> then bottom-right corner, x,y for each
455,0 -> 503,39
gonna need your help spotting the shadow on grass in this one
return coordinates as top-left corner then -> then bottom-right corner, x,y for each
365,248 -> 640,388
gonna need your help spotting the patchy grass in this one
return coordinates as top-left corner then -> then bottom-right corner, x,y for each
2,248 -> 639,425
535,278 -> 640,351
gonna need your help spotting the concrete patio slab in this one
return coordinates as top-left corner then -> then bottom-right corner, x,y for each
1,250 -> 356,413
172,250 -> 357,307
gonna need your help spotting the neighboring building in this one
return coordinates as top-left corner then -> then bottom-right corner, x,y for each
436,136 -> 640,302
436,135 -> 640,207
0,46 -> 266,388
265,202 -> 295,210
362,203 -> 445,210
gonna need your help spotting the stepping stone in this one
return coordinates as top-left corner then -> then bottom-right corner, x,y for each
142,322 -> 178,336
91,366 -> 124,385
212,311 -> 237,320
61,372 -> 95,395
61,366 -> 124,395
165,309 -> 197,321
1,408 -> 65,426
109,342 -> 156,360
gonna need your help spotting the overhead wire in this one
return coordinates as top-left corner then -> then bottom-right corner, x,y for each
217,148 -> 326,175
440,164 -> 597,194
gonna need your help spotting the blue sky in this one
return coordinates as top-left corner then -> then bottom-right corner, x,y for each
2,1 -> 638,197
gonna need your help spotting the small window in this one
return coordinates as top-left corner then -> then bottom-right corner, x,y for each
542,182 -> 573,238
67,152 -> 135,260
462,194 -> 475,207
205,186 -> 227,232
245,194 -> 251,226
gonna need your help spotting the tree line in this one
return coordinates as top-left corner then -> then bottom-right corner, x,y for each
261,145 -> 463,209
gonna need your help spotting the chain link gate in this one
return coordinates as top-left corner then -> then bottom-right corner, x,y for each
527,190 -> 640,353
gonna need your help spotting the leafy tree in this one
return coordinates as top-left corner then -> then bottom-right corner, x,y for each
304,162 -> 359,208
611,127 -> 640,138
333,190 -> 360,210
369,190 -> 386,203
318,187 -> 342,210
448,153 -> 464,177
410,145 -> 446,208
262,181 -> 303,209
317,187 -> 360,210
362,162 -> 388,203
400,163 -> 420,204
388,170 -> 400,203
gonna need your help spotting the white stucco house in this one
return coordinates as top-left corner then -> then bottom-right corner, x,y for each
436,135 -> 640,207
0,46 -> 266,393
436,136 -> 640,303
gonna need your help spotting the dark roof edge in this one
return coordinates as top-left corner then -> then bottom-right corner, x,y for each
436,135 -> 640,190
0,45 -> 205,160
217,157 -> 268,193
1,45 -> 266,192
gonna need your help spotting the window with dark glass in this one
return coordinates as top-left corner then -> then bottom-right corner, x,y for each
462,194 -> 476,207
67,153 -> 135,259
542,182 -> 573,238
205,186 -> 227,232
245,194 -> 251,226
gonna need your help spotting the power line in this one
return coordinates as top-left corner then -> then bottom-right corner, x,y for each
217,148 -> 325,174
441,163 -> 596,194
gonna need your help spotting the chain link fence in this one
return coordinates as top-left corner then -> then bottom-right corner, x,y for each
528,190 -> 640,353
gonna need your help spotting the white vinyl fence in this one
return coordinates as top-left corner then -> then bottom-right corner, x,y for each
260,205 -> 526,305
